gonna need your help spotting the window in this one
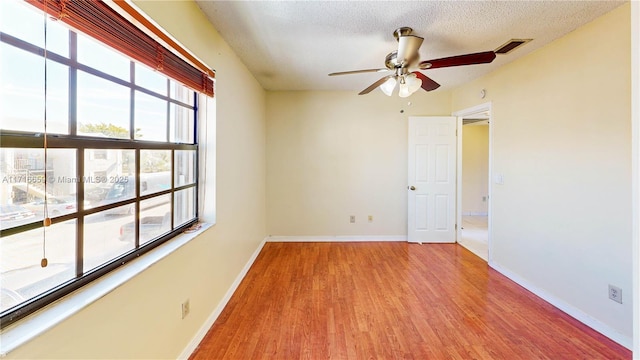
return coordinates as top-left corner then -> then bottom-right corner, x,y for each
0,0 -> 212,327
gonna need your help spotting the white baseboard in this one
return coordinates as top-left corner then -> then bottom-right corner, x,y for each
462,212 -> 488,216
178,238 -> 267,359
267,235 -> 407,242
489,260 -> 632,350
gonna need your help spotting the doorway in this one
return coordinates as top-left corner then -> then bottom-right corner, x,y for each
453,103 -> 492,261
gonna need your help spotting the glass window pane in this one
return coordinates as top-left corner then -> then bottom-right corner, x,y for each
135,194 -> 171,245
0,0 -> 69,57
140,150 -> 171,196
174,187 -> 195,227
84,150 -> 135,210
77,72 -> 130,139
1,44 -> 69,134
170,104 -> 194,144
135,91 -> 167,142
77,33 -> 129,80
169,80 -> 194,104
84,207 -> 134,272
175,150 -> 196,187
0,219 -> 76,313
0,149 -> 76,229
0,149 -> 76,225
135,63 -> 167,95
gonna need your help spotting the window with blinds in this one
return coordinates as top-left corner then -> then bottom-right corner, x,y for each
0,0 -> 212,327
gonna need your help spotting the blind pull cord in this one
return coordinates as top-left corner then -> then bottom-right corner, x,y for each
41,0 -> 50,268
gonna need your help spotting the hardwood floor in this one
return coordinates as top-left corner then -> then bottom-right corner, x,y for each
190,242 -> 631,359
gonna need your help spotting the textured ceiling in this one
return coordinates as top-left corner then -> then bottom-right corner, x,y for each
195,1 -> 624,93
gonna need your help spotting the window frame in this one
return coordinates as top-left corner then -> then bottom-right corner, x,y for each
0,13 -> 200,327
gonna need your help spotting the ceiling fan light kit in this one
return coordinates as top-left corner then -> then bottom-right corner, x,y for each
379,72 -> 423,97
329,27 -> 515,97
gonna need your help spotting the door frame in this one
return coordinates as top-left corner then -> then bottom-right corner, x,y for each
631,2 -> 639,356
452,102 -> 493,261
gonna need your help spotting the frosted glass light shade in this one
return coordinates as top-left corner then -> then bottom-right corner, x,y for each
406,73 -> 422,93
398,80 -> 411,98
380,77 -> 396,96
399,74 -> 422,98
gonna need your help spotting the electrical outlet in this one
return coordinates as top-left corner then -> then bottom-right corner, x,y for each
368,215 -> 373,222
349,215 -> 355,223
608,285 -> 622,304
181,299 -> 190,319
482,196 -> 487,202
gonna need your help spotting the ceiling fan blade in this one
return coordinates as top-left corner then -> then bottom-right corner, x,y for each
418,51 -> 496,70
329,68 -> 389,76
397,35 -> 423,66
359,75 -> 395,95
412,71 -> 440,91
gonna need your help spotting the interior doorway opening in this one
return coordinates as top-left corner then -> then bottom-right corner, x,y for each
453,103 -> 492,261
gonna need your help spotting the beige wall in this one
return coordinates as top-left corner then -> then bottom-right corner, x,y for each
5,1 -> 267,359
453,3 -> 632,344
461,125 -> 489,215
266,90 -> 451,236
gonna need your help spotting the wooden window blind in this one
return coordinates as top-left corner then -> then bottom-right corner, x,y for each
26,0 -> 215,97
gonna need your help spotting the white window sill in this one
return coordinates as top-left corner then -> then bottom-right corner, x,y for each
0,222 -> 213,357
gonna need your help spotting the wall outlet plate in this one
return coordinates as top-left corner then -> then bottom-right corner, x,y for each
608,285 -> 622,304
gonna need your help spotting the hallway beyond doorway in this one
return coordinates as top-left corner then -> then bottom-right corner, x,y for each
459,215 -> 488,261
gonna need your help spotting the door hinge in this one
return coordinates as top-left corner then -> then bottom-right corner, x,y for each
455,224 -> 458,231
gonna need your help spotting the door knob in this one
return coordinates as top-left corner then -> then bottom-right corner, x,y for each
408,186 -> 416,191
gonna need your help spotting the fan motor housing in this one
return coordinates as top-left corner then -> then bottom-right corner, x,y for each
385,51 -> 398,69
385,51 -> 418,71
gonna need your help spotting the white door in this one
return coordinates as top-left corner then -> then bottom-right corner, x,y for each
408,116 -> 457,243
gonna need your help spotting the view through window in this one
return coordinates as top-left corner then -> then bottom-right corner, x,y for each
0,0 -> 200,326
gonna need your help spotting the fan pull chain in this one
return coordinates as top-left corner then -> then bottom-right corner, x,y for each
41,0 -> 50,268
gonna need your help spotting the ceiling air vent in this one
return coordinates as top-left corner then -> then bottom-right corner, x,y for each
494,39 -> 532,55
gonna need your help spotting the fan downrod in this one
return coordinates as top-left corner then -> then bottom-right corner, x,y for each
393,27 -> 413,41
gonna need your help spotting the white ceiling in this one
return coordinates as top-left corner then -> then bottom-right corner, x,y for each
195,1 -> 624,93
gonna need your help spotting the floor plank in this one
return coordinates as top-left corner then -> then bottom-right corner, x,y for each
190,242 -> 631,359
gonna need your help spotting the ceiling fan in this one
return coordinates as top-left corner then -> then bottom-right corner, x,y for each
328,27 -> 497,97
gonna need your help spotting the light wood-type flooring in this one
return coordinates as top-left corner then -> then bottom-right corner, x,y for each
190,242 -> 631,359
